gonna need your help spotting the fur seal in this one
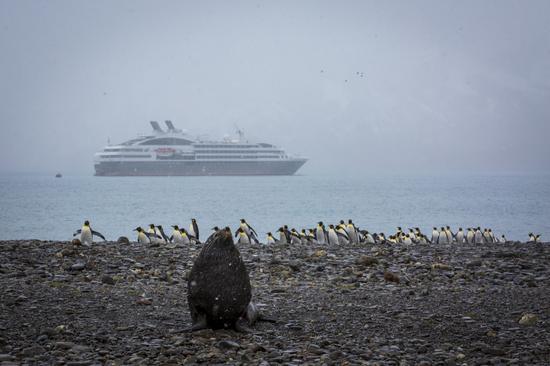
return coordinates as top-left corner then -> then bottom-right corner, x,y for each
187,227 -> 252,330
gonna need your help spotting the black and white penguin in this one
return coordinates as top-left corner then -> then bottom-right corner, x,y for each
488,229 -> 496,243
179,228 -> 193,245
528,233 -> 541,243
235,227 -> 251,244
148,224 -> 159,244
307,229 -> 318,244
266,232 -> 276,245
474,227 -> 484,244
189,219 -> 200,242
276,227 -> 288,244
499,234 -> 507,243
418,234 -> 428,244
282,225 -> 291,243
156,225 -> 170,244
170,225 -> 183,244
300,229 -> 310,244
431,227 -> 439,244
374,232 -> 386,244
335,224 -> 350,245
134,226 -> 154,244
73,220 -> 106,245
438,227 -> 448,244
315,222 -> 327,244
403,234 -> 412,245
455,228 -> 464,244
327,224 -> 340,245
408,229 -> 417,243
290,229 -> 302,245
239,219 -> 259,243
483,229 -> 492,244
346,219 -> 358,244
466,228 -> 474,244
362,230 -> 375,244
445,226 -> 453,243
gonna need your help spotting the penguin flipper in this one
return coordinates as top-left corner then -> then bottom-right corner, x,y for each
169,235 -> 173,242
336,231 -> 349,240
73,229 -> 82,236
92,230 -> 106,241
249,225 -> 258,237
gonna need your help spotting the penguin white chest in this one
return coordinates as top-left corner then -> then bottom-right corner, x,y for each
81,227 -> 92,245
328,230 -> 339,245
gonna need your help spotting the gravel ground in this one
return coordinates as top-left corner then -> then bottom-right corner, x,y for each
1,239 -> 549,365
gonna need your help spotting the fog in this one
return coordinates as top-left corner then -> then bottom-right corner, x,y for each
1,0 -> 549,175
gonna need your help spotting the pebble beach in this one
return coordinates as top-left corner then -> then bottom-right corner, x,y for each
1,239 -> 549,365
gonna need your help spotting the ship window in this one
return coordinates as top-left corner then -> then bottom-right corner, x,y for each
140,138 -> 192,146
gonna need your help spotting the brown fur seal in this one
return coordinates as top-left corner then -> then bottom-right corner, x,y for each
187,227 -> 252,330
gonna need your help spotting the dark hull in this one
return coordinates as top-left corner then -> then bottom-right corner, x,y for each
94,159 -> 307,176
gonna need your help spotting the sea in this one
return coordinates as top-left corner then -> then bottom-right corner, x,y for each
0,173 -> 549,242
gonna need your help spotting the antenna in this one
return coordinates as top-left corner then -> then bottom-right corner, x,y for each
234,124 -> 244,141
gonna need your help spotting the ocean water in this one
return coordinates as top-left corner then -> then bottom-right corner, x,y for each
0,174 -> 549,242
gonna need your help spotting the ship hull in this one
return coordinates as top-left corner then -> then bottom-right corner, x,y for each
94,159 -> 307,176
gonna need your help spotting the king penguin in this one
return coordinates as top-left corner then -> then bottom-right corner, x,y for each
148,224 -> 159,244
235,227 -> 251,244
315,222 -> 327,245
170,225 -> 183,244
239,219 -> 259,243
277,227 -> 288,244
189,219 -> 200,242
73,220 -> 106,245
134,227 -> 151,244
336,224 -> 350,245
483,228 -> 492,244
290,229 -> 302,245
266,232 -> 276,245
346,219 -> 358,244
431,227 -> 439,244
466,228 -> 474,244
438,227 -> 448,244
327,224 -> 340,245
155,225 -> 169,244
179,228 -> 192,244
363,230 -> 375,244
474,227 -> 484,244
455,228 -> 464,244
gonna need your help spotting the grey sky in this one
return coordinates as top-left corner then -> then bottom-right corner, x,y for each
1,0 -> 549,175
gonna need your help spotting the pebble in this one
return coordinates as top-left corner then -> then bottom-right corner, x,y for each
1,239 -> 548,365
70,262 -> 86,271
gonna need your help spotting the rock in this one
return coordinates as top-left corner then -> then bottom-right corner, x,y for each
136,297 -> 152,305
384,271 -> 400,284
518,313 -> 538,326
71,238 -> 81,246
117,236 -> 130,244
101,275 -> 115,285
21,345 -> 45,357
0,355 -> 15,362
70,262 -> 86,271
55,341 -> 75,349
356,255 -> 378,266
216,340 -> 240,350
431,263 -> 451,270
312,250 -> 327,258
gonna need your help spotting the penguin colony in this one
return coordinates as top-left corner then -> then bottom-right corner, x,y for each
73,219 -> 544,245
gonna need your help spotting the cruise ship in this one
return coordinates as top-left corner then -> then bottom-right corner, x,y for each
94,121 -> 307,176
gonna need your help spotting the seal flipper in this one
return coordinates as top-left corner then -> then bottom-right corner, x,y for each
234,318 -> 252,333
